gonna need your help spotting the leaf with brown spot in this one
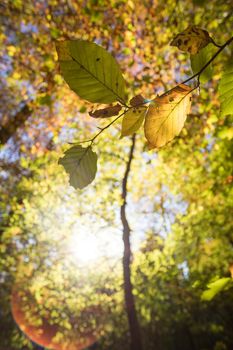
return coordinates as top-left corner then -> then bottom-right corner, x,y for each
130,95 -> 145,107
56,40 -> 127,104
89,104 -> 122,119
170,26 -> 212,55
121,107 -> 147,138
144,84 -> 192,149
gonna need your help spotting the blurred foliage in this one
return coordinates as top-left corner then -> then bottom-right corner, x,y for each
0,0 -> 233,350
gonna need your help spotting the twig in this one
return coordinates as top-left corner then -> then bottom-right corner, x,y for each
181,35 -> 233,85
161,35 -> 233,98
69,35 -> 233,147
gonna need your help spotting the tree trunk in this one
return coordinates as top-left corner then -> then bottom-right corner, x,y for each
120,134 -> 143,350
0,104 -> 31,144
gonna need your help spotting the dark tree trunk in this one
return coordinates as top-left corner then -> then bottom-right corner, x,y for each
120,134 -> 143,350
0,104 -> 31,144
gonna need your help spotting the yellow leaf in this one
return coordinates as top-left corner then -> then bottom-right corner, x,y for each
144,84 -> 192,149
121,107 -> 147,138
170,26 -> 212,55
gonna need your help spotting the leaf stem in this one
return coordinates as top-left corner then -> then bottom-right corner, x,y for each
90,111 -> 127,144
70,109 -> 130,146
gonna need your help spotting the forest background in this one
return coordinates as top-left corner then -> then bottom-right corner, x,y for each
0,1 -> 233,350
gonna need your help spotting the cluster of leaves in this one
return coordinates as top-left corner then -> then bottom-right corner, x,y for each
1,2 -> 233,349
56,26 -> 233,189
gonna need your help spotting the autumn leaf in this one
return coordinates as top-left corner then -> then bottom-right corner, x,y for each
89,104 -> 122,118
121,107 -> 147,138
144,84 -> 192,149
130,95 -> 145,107
58,145 -> 97,189
170,26 -> 212,55
56,40 -> 127,104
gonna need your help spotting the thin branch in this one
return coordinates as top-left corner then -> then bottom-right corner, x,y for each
160,35 -> 233,98
210,37 -> 222,48
181,35 -> 233,85
121,134 -> 143,350
69,35 -> 233,147
70,103 -> 151,146
70,109 -> 129,146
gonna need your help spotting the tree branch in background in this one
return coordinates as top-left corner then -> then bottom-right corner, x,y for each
0,104 -> 31,145
120,134 -> 143,350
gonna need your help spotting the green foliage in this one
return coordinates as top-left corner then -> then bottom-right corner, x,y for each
55,32 -> 233,187
219,61 -> 233,117
1,2 -> 233,349
56,40 -> 127,104
58,145 -> 97,189
190,44 -> 214,83
201,277 -> 232,301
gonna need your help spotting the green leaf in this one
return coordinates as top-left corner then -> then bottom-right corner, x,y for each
144,84 -> 192,149
56,40 -> 127,104
219,61 -> 233,117
190,44 -> 214,83
201,277 -> 231,301
58,145 -> 97,189
121,107 -> 147,138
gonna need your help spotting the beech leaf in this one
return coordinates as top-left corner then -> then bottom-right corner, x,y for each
170,26 -> 212,55
58,145 -> 97,189
144,84 -> 192,149
190,44 -> 214,83
219,61 -> 233,117
121,107 -> 147,138
89,104 -> 122,119
56,40 -> 127,104
130,95 -> 145,107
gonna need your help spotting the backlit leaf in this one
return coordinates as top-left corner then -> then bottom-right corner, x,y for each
219,61 -> 233,117
121,107 -> 147,138
58,145 -> 97,189
201,277 -> 231,301
190,44 -> 214,83
144,84 -> 192,149
171,26 -> 212,55
130,95 -> 145,107
89,104 -> 122,118
56,40 -> 127,104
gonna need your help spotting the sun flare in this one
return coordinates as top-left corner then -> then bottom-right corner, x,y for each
67,225 -> 123,265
